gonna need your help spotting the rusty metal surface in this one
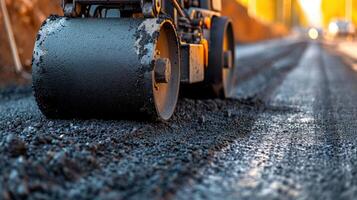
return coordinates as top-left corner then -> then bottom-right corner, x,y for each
180,43 -> 205,83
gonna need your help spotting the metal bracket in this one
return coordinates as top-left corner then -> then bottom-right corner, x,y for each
141,0 -> 161,17
180,44 -> 205,83
62,0 -> 78,17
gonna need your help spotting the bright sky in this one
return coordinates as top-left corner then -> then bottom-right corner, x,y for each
298,0 -> 322,27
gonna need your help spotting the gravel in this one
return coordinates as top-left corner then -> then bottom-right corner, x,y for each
1,40 -> 357,200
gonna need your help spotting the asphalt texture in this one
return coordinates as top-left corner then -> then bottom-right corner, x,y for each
1,39 -> 357,200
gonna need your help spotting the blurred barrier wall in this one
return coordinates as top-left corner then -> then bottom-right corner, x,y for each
235,0 -> 308,27
322,0 -> 357,27
222,0 -> 289,43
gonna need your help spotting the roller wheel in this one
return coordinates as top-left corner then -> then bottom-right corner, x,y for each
184,17 -> 235,99
206,17 -> 235,98
152,22 -> 181,120
32,17 -> 180,121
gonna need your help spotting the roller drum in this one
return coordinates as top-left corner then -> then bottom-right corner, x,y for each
32,16 -> 180,120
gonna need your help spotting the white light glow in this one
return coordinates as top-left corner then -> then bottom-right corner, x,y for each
298,0 -> 322,27
328,22 -> 339,35
308,28 -> 319,39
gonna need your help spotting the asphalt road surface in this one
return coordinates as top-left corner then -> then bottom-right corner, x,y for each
1,38 -> 357,200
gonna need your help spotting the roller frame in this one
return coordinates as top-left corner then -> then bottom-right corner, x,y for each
33,0 -> 235,120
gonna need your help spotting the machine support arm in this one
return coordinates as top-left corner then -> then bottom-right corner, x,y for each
169,0 -> 191,22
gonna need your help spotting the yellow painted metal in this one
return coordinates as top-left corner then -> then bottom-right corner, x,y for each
321,0 -> 357,27
235,0 -> 307,27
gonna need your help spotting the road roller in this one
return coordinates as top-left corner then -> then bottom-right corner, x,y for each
32,0 -> 235,120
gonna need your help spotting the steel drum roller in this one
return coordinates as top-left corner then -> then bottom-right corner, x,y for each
32,17 -> 180,120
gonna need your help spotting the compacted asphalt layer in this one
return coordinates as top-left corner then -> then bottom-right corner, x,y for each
1,39 -> 357,200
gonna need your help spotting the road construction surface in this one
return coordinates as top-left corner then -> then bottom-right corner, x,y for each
1,38 -> 357,200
